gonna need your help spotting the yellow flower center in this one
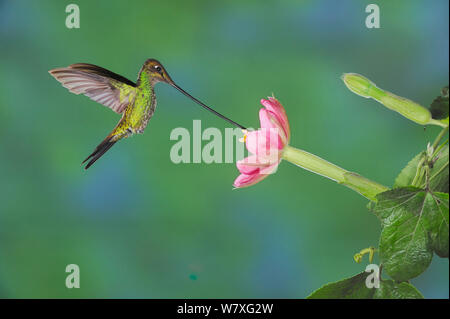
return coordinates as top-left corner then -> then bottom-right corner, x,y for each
239,130 -> 248,143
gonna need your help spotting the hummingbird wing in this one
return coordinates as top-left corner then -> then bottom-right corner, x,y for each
49,63 -> 136,114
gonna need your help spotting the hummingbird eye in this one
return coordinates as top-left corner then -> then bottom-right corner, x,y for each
154,65 -> 162,72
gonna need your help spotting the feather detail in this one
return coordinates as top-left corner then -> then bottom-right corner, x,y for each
49,64 -> 136,114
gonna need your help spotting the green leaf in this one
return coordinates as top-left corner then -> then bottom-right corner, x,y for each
428,192 -> 449,258
429,86 -> 449,124
307,272 -> 374,299
373,281 -> 424,299
394,144 -> 448,193
394,151 -> 424,188
369,187 -> 449,281
307,272 -> 424,299
429,145 -> 449,193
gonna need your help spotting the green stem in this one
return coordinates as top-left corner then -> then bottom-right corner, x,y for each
432,126 -> 449,150
433,138 -> 448,158
411,155 -> 426,187
411,127 -> 448,187
429,119 -> 448,128
281,145 -> 389,201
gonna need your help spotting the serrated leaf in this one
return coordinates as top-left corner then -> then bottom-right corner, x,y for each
369,187 -> 449,281
429,85 -> 449,122
307,272 -> 424,299
373,281 -> 424,299
394,144 -> 448,193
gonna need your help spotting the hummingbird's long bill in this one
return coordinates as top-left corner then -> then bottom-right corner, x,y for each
171,83 -> 246,130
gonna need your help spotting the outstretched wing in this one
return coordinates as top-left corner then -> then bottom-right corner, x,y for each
49,63 -> 137,114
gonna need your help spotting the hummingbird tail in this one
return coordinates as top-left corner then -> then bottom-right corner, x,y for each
82,135 -> 117,170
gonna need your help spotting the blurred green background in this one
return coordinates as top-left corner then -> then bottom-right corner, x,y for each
0,0 -> 448,298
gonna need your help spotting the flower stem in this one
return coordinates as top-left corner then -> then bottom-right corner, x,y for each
432,126 -> 449,150
281,145 -> 389,201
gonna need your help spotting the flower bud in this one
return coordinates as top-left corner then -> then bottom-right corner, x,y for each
341,73 -> 376,98
342,73 -> 433,125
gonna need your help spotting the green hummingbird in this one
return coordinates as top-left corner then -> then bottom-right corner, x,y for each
49,59 -> 245,169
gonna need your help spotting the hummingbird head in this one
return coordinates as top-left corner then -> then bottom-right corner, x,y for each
144,59 -> 174,85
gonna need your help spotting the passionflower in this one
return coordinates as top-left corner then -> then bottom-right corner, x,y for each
232,95 -> 388,201
233,97 -> 290,188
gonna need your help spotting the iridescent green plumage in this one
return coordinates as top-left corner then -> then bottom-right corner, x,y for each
112,70 -> 156,140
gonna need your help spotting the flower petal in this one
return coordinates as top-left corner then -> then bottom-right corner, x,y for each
233,161 -> 280,188
233,172 -> 268,188
233,95 -> 291,189
261,97 -> 290,141
259,161 -> 280,175
237,155 -> 266,174
259,108 -> 279,130
245,128 -> 283,160
259,109 -> 287,145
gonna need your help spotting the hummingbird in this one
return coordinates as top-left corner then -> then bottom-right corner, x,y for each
49,59 -> 245,169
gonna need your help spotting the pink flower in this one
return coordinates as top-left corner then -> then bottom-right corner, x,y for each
233,96 -> 290,188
